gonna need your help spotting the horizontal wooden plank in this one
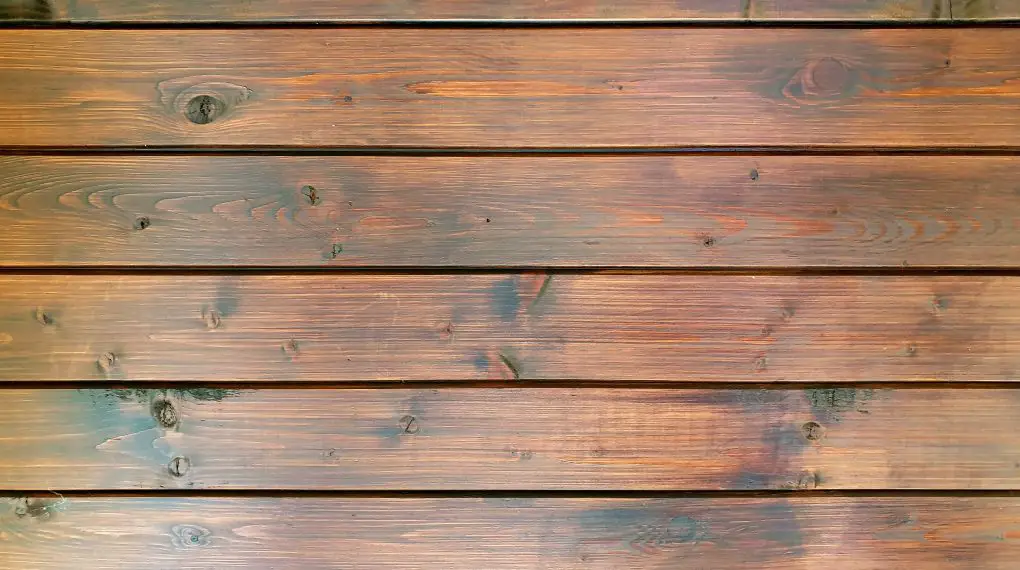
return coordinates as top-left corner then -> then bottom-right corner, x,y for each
0,29 -> 1016,148
2,387 -> 1020,490
950,0 -> 1020,19
1,495 -> 1018,568
1,274 -> 1019,382
4,155 -> 1020,268
0,0 -> 950,21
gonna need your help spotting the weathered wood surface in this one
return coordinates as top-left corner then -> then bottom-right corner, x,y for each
2,29 -> 1018,148
4,155 -> 1020,268
2,495 -> 1019,569
0,0 -> 951,21
1,274 -> 1018,382
950,0 -> 1020,19
3,387 -> 1020,490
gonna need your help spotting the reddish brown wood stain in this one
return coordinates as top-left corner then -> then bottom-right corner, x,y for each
0,3 -> 1017,568
1,29 -> 1020,147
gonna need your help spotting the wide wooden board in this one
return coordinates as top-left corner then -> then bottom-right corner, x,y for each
2,387 -> 1020,490
0,0 -> 950,21
0,29 -> 1016,148
3,155 -> 1019,268
1,274 -> 1018,382
1,495 -> 1018,568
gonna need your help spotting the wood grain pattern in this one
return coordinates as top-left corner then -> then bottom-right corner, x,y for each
3,387 -> 1020,490
1,274 -> 1019,382
0,0 -> 950,21
2,495 -> 1019,568
1,29 -> 1016,148
950,0 -> 1019,19
4,155 -> 1020,268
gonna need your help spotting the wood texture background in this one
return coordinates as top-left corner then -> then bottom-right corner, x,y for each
0,0 -> 953,21
3,155 -> 1020,268
2,496 -> 1019,569
3,29 -> 1020,148
2,3 -> 1018,568
2,274 -> 1018,382
2,388 -> 1020,490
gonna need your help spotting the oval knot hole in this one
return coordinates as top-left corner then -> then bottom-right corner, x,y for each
168,456 -> 191,478
185,95 -> 225,124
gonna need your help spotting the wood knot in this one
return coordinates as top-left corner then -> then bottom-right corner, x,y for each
778,57 -> 856,106
133,216 -> 151,230
399,415 -> 420,434
282,339 -> 300,359
202,307 -> 222,330
158,77 -> 253,124
330,243 -> 344,258
749,168 -> 759,181
931,296 -> 949,316
752,355 -> 768,372
301,185 -> 321,206
34,307 -> 54,326
700,235 -> 716,248
152,399 -> 179,429
808,58 -> 850,94
168,456 -> 191,477
185,95 -> 225,124
171,524 -> 211,548
801,421 -> 824,441
96,352 -> 118,374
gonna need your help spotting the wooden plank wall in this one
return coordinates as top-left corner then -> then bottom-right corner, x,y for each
1,2 -> 1019,569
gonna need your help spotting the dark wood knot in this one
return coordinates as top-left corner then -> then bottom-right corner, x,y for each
34,307 -> 54,326
801,421 -> 824,441
185,95 -> 225,124
301,185 -> 321,206
152,399 -> 179,429
157,77 -> 253,125
134,216 -> 151,230
168,456 -> 191,478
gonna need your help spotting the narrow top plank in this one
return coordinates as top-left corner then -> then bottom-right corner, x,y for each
0,0 -> 950,22
1,29 -> 1017,148
0,496 -> 1017,569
